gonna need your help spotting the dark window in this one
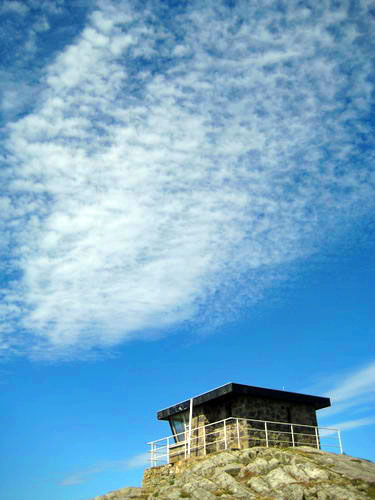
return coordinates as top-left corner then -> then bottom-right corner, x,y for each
169,412 -> 188,442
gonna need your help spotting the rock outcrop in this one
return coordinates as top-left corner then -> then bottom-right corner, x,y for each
92,446 -> 375,499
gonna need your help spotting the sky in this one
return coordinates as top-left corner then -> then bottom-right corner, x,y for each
0,0 -> 374,499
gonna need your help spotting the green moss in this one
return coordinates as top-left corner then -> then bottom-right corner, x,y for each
213,487 -> 233,496
254,497 -> 278,500
367,483 -> 375,498
237,469 -> 254,481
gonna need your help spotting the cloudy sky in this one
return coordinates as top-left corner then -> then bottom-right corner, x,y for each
0,0 -> 374,499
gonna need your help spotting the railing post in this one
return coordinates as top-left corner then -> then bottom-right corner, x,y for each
224,419 -> 228,449
203,424 -> 206,455
315,427 -> 320,450
291,424 -> 295,447
236,419 -> 241,449
184,436 -> 187,459
151,442 -> 155,467
265,421 -> 269,447
167,437 -> 170,464
187,425 -> 191,458
338,430 -> 343,454
188,398 -> 193,458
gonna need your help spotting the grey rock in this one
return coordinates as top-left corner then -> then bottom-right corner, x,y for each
155,486 -> 184,499
220,463 -> 242,476
244,456 -> 271,475
178,473 -> 218,493
189,487 -> 217,500
266,467 -> 296,488
212,470 -> 254,498
247,475 -> 270,494
91,487 -> 147,499
284,461 -> 329,482
188,451 -> 238,476
268,457 -> 280,469
317,483 -> 367,500
281,483 -> 305,500
92,446 -> 375,500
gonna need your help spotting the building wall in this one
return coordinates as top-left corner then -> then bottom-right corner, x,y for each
230,394 -> 318,427
184,394 -> 318,427
168,395 -> 319,462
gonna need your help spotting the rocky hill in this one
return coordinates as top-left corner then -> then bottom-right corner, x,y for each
92,446 -> 375,500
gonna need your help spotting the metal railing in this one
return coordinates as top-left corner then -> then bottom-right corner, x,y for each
147,417 -> 343,467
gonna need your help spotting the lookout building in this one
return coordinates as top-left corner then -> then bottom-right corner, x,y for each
154,383 -> 331,463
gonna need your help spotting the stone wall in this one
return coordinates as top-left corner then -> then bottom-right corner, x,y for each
231,394 -> 317,425
167,394 -> 319,462
230,394 -> 318,448
181,394 -> 318,427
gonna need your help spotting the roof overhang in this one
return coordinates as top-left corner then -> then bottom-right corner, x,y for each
157,382 -> 331,420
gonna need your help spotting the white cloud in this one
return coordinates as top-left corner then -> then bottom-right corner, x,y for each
325,362 -> 375,405
0,0 -> 93,122
125,452 -> 149,468
33,16 -> 50,33
24,0 -> 66,15
60,466 -> 102,486
1,0 -> 375,358
322,417 -> 375,434
60,453 -> 148,486
1,1 -> 29,16
318,361 -> 375,428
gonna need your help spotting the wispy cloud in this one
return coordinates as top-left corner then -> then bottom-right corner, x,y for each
125,452 -> 149,468
1,0 -> 375,358
321,417 -> 375,434
0,1 -> 29,16
60,464 -> 107,487
60,453 -> 148,486
325,362 -> 375,405
318,361 -> 375,428
0,0 -> 91,122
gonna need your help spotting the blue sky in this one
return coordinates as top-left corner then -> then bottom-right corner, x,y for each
0,0 -> 374,499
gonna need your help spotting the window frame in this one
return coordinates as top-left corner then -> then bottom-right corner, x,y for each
169,412 -> 189,443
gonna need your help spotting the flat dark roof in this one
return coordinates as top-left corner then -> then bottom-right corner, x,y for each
157,383 -> 331,420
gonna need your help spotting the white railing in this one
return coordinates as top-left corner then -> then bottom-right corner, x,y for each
147,416 -> 343,467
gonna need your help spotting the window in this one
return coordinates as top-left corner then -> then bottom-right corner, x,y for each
169,412 -> 188,442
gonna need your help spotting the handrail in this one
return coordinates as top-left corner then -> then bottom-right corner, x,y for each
147,417 -> 340,444
147,416 -> 343,467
